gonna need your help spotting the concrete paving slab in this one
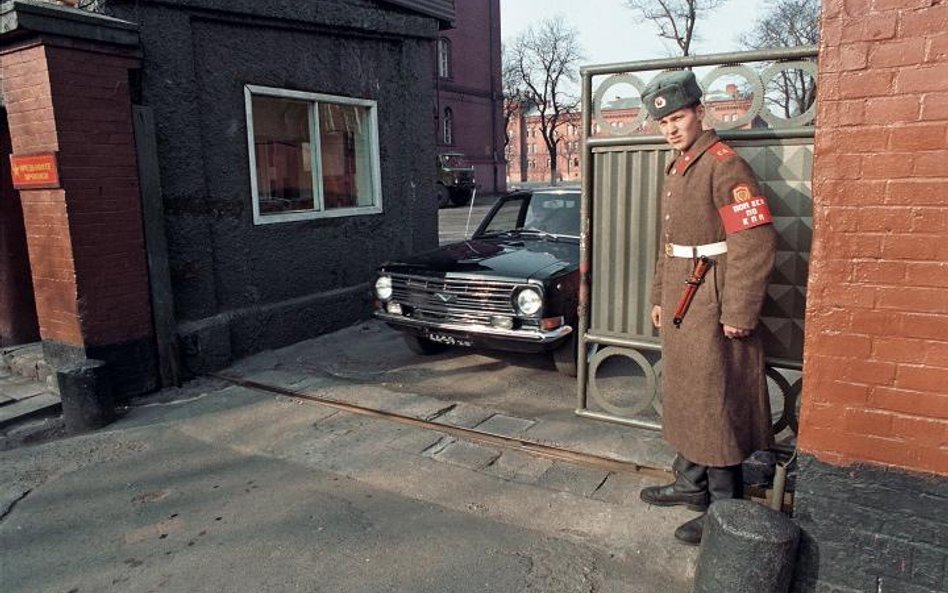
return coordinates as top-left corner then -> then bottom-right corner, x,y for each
382,423 -> 447,454
481,449 -> 555,484
423,436 -> 502,471
430,401 -> 495,428
473,413 -> 537,437
2,381 -> 47,401
536,461 -> 612,498
591,471 -> 659,507
0,392 -> 61,428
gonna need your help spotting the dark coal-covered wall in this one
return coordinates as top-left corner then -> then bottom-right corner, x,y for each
101,0 -> 440,373
792,455 -> 948,593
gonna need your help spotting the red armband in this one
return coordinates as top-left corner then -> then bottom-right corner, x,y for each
718,197 -> 773,234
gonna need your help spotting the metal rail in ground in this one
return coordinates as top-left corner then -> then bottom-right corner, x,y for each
210,372 -> 672,480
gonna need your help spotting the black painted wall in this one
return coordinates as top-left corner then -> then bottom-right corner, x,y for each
792,455 -> 948,593
100,0 -> 441,373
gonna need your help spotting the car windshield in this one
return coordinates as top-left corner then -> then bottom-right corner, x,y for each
479,191 -> 580,238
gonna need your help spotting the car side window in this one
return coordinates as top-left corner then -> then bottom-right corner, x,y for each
482,197 -> 527,234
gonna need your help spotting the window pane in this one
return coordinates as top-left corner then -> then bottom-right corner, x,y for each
252,96 -> 314,214
483,197 -> 526,234
319,103 -> 375,210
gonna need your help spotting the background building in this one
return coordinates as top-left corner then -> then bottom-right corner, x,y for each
434,0 -> 505,196
507,85 -> 759,185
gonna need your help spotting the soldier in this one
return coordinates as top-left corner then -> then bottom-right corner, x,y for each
638,71 -> 777,545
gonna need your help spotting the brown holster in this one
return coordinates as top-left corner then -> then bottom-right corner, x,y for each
673,256 -> 714,328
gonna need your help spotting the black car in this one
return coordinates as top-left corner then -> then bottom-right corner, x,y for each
373,188 -> 581,375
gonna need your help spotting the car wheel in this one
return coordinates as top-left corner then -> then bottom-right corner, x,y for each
437,185 -> 451,209
449,189 -> 472,207
403,333 -> 448,355
552,332 -> 578,377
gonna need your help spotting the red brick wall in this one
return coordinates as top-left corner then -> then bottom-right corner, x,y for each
1,44 -> 83,345
800,0 -> 948,476
45,46 -> 152,347
0,109 -> 40,346
0,42 -> 152,349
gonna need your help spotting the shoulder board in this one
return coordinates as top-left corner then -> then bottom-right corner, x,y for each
709,142 -> 737,162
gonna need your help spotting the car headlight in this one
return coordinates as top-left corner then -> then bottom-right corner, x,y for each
375,275 -> 393,301
515,287 -> 542,316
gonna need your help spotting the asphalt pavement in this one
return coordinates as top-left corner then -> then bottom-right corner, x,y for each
1,323 -> 700,593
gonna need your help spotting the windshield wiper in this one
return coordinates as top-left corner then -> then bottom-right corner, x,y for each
514,227 -> 563,241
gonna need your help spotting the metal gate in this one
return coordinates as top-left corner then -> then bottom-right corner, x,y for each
575,47 -> 817,448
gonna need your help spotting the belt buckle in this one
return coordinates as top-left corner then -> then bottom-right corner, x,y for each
665,243 -> 673,257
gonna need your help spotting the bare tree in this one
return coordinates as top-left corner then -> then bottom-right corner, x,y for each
624,0 -> 725,57
740,0 -> 820,118
502,44 -> 524,162
509,17 -> 583,184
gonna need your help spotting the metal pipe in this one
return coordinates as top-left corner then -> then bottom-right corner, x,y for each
576,71 -> 594,413
584,332 -> 661,351
588,128 -> 815,149
575,409 -> 662,431
580,45 -> 819,76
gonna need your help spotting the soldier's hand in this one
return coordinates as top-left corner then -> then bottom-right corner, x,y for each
723,324 -> 751,339
651,305 -> 662,328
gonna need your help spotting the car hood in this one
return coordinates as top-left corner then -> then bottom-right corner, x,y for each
380,237 -> 578,282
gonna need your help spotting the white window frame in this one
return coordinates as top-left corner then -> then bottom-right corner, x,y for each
442,107 -> 453,145
438,37 -> 451,79
244,84 -> 383,225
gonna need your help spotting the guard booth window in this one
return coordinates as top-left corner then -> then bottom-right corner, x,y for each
244,85 -> 382,225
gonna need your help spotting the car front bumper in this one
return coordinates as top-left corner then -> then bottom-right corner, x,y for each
374,311 -> 572,352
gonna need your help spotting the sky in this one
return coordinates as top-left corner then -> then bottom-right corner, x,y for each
499,0 -> 767,66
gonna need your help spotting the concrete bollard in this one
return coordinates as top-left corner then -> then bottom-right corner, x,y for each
57,359 -> 115,434
693,499 -> 800,593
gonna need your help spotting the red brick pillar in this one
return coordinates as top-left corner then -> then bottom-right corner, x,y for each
1,41 -> 155,396
0,110 -> 40,346
794,0 -> 948,589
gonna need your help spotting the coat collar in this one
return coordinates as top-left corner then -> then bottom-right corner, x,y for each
672,130 -> 720,176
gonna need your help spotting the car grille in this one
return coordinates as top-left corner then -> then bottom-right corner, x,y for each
390,274 -> 519,325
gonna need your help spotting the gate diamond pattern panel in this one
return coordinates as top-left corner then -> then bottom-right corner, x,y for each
737,142 -> 813,362
589,140 -> 813,363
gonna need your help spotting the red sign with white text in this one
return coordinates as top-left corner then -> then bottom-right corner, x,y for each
10,153 -> 60,189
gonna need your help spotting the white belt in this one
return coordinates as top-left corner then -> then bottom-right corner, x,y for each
665,241 -> 728,258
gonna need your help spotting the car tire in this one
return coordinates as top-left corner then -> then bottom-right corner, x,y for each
552,332 -> 578,377
437,185 -> 451,209
403,333 -> 448,355
449,189 -> 472,207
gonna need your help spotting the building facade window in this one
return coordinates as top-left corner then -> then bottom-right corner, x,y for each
245,85 -> 382,225
442,107 -> 454,145
438,37 -> 452,79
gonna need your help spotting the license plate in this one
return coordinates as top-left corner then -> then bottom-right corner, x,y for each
426,332 -> 472,347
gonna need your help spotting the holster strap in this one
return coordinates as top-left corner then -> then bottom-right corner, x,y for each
665,241 -> 728,258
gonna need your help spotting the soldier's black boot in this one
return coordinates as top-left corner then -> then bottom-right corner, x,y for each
674,513 -> 705,546
672,463 -> 744,546
640,455 -> 709,511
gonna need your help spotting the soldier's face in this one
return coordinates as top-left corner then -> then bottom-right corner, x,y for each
658,105 -> 705,152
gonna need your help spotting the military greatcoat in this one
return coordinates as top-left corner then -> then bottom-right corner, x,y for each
650,130 -> 777,467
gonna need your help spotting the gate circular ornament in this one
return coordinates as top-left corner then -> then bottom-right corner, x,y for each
700,64 -> 764,130
592,73 -> 649,137
587,346 -> 657,417
758,60 -> 818,129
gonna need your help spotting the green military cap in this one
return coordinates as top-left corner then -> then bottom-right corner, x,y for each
642,70 -> 703,119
